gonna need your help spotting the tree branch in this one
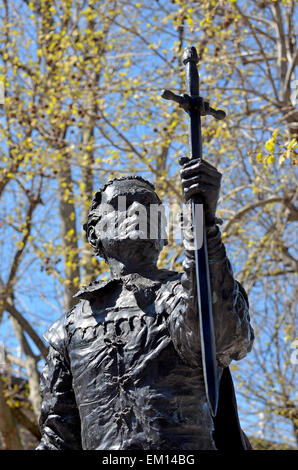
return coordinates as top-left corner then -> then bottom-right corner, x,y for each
10,406 -> 41,441
4,296 -> 48,360
223,196 -> 285,234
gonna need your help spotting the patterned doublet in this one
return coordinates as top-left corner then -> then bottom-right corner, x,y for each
38,266 -> 253,450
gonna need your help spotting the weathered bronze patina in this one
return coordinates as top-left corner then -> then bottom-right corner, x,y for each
37,171 -> 254,450
37,45 -> 254,451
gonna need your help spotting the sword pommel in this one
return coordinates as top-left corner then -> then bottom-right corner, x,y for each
182,46 -> 199,65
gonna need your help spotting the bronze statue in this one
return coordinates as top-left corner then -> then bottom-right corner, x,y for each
36,163 -> 254,450
37,46 -> 254,450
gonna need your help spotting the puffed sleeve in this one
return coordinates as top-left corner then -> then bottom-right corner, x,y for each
36,317 -> 82,450
205,225 -> 254,367
167,207 -> 254,369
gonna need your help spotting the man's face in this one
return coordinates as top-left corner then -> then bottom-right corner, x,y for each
93,180 -> 167,261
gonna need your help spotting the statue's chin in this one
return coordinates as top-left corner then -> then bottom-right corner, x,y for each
102,236 -> 163,261
119,237 -> 162,250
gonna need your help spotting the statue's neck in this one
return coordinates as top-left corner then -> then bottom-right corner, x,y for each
106,256 -> 159,279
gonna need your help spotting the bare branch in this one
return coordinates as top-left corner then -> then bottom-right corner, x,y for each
223,196 -> 285,234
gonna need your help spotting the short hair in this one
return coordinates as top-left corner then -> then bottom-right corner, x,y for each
83,175 -> 162,258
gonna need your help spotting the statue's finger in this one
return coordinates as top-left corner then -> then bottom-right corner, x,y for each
178,156 -> 190,166
179,157 -> 218,171
180,157 -> 200,168
181,164 -> 221,180
184,183 -> 214,199
181,175 -> 219,189
199,159 -> 219,172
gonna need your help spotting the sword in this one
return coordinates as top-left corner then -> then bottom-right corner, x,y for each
161,46 -> 226,417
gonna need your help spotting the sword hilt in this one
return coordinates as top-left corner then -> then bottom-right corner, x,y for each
161,89 -> 226,120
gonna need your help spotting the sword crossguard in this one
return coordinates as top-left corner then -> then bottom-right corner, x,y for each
161,89 -> 226,121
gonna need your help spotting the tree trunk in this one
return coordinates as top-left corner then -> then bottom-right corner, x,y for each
0,376 -> 23,450
80,106 -> 96,286
80,30 -> 101,285
57,154 -> 81,310
9,316 -> 42,421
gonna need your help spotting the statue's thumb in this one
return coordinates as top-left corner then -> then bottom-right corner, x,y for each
178,156 -> 190,166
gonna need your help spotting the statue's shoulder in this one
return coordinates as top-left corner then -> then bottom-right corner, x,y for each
156,269 -> 183,296
43,301 -> 83,355
157,269 -> 182,282
72,278 -> 119,300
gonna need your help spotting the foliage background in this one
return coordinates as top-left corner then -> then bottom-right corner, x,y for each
0,0 -> 297,449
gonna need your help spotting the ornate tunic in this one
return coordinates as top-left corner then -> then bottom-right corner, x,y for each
37,226 -> 254,450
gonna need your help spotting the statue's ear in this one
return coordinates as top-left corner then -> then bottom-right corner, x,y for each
86,225 -> 106,260
86,225 -> 98,251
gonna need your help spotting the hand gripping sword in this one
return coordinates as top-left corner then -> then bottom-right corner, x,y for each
161,46 -> 226,417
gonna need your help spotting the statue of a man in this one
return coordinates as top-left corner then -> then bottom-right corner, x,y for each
37,158 -> 254,450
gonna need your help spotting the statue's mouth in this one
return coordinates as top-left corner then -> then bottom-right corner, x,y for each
101,235 -> 164,258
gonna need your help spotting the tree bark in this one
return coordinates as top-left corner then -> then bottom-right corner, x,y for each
80,78 -> 97,286
9,316 -> 42,421
57,154 -> 81,310
0,376 -> 23,450
10,406 -> 41,441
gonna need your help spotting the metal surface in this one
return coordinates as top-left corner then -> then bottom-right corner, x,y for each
37,176 -> 254,450
162,46 -> 227,416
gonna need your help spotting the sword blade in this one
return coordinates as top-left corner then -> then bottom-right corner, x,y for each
192,197 -> 218,416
